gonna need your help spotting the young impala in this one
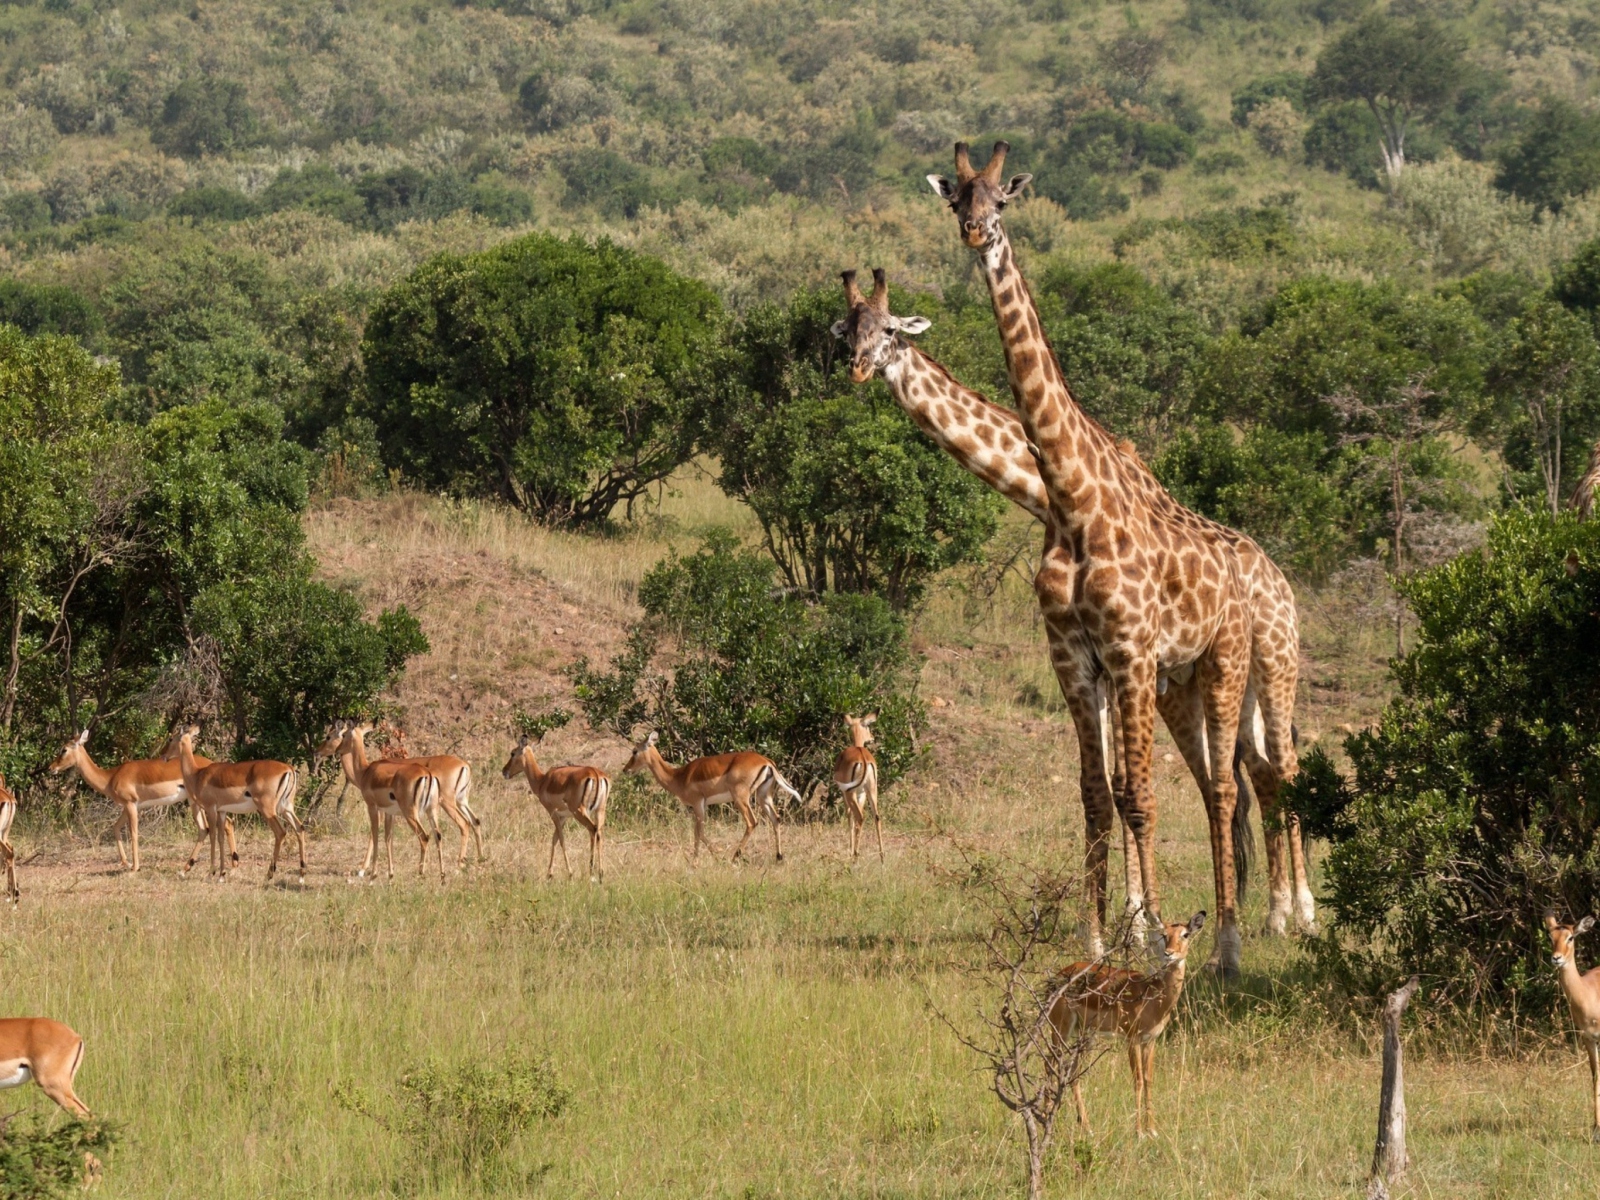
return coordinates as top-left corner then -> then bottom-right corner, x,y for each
832,714 -> 883,862
1546,910 -> 1600,1140
502,734 -> 609,882
337,721 -> 444,882
173,726 -> 306,883
1049,911 -> 1206,1138
52,728 -> 237,874
317,721 -> 457,880
623,731 -> 799,863
0,1017 -> 90,1117
0,774 -> 17,903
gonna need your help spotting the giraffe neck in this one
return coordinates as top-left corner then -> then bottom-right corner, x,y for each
979,229 -> 1129,522
882,340 -> 1050,523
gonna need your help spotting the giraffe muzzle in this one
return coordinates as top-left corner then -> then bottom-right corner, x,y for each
850,362 -> 875,383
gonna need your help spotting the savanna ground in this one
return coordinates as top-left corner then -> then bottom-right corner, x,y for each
1,474 -> 1595,1198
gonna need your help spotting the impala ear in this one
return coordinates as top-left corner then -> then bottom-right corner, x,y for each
830,319 -> 849,339
1580,916 -> 1596,935
77,728 -> 89,745
1187,911 -> 1207,934
863,714 -> 877,725
646,731 -> 659,747
1545,909 -> 1562,931
927,174 -> 957,202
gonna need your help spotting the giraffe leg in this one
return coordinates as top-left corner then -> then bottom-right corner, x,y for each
1109,653 -> 1163,931
1157,677 -> 1234,970
1050,636 -> 1117,957
1100,678 -> 1146,934
1243,680 -> 1298,935
1198,652 -> 1250,978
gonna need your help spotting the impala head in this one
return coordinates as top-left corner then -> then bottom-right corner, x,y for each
501,736 -> 534,780
315,719 -> 350,764
338,721 -> 375,754
926,141 -> 1032,250
48,728 -> 91,772
1156,911 -> 1207,968
1546,910 -> 1595,970
0,773 -> 12,805
830,269 -> 931,384
843,712 -> 877,748
161,724 -> 201,760
624,730 -> 660,774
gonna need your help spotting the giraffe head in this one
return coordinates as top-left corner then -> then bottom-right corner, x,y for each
926,141 -> 1033,249
830,268 -> 930,383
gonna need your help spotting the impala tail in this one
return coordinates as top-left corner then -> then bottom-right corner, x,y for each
584,776 -> 609,820
278,769 -> 301,828
455,769 -> 481,827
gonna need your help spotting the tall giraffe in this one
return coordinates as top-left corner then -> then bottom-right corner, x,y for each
925,142 -> 1285,968
833,269 -> 1313,954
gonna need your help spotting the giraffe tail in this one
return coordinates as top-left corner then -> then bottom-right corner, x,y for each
1231,742 -> 1255,903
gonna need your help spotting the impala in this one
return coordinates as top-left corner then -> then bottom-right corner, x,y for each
502,735 -> 609,882
173,727 -> 306,883
52,728 -> 237,875
623,731 -> 799,863
0,774 -> 16,903
1546,910 -> 1600,1140
0,1017 -> 90,1117
337,721 -> 444,882
317,721 -> 477,875
1049,910 -> 1206,1138
833,714 -> 883,862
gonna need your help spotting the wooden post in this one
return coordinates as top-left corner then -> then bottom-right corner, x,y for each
1368,975 -> 1422,1200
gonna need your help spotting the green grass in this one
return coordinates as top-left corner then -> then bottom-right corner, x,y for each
4,787 -> 1600,1198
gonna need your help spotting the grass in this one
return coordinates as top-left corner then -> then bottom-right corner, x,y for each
3,484 -> 1597,1198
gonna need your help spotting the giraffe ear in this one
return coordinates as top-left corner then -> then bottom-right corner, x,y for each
891,316 -> 931,336
926,174 -> 957,202
830,319 -> 849,339
1000,173 -> 1033,201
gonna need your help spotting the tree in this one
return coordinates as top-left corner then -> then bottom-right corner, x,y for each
362,234 -> 725,527
713,287 -> 1002,609
1495,100 -> 1600,213
1478,298 -> 1600,515
1302,508 -> 1600,1014
1312,14 -> 1466,186
151,77 -> 259,159
0,280 -> 101,342
568,532 -> 925,799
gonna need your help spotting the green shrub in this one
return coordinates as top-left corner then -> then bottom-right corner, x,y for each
1231,73 -> 1311,127
336,1054 -> 567,1186
569,531 -> 926,801
1495,99 -> 1600,213
0,280 -> 100,341
0,1114 -> 117,1199
1306,509 -> 1600,1013
362,233 -> 724,526
151,77 -> 260,159
167,187 -> 261,223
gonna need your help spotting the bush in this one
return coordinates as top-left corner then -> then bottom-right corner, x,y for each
569,531 -> 926,801
0,281 -> 100,341
167,186 -> 261,223
1231,72 -> 1311,127
1307,509 -> 1600,1014
0,1114 -> 117,1199
714,286 -> 1002,609
337,1054 -> 567,1186
362,233 -> 725,526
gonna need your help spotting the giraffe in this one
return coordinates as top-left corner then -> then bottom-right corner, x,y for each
832,268 -> 1314,955
923,142 -> 1295,970
1571,437 -> 1600,519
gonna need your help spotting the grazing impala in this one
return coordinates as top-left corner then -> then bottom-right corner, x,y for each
623,731 -> 799,863
502,735 -> 609,882
1546,910 -> 1600,1140
0,1017 -> 90,1117
336,722 -> 443,882
173,727 -> 306,883
1049,911 -> 1206,1138
832,714 -> 883,862
52,728 -> 237,874
0,774 -> 16,903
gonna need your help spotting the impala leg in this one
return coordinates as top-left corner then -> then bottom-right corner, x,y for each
731,793 -> 757,862
264,814 -> 287,882
547,814 -> 562,880
183,807 -> 208,877
765,789 -> 783,863
360,803 -> 380,878
37,1062 -> 91,1119
407,809 -> 430,876
1127,1038 -> 1144,1137
846,794 -> 863,860
1,839 -> 16,903
1072,1074 -> 1091,1133
110,806 -> 131,870
384,814 -> 395,880
439,796 -> 471,871
127,804 -> 141,873
868,778 -> 885,864
431,807 -> 446,884
690,801 -> 708,863
1141,1041 -> 1158,1137
558,816 -> 574,879
1588,1036 -> 1600,1142
225,815 -> 240,867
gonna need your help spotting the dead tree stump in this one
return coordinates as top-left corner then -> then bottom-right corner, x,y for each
1368,974 -> 1422,1200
